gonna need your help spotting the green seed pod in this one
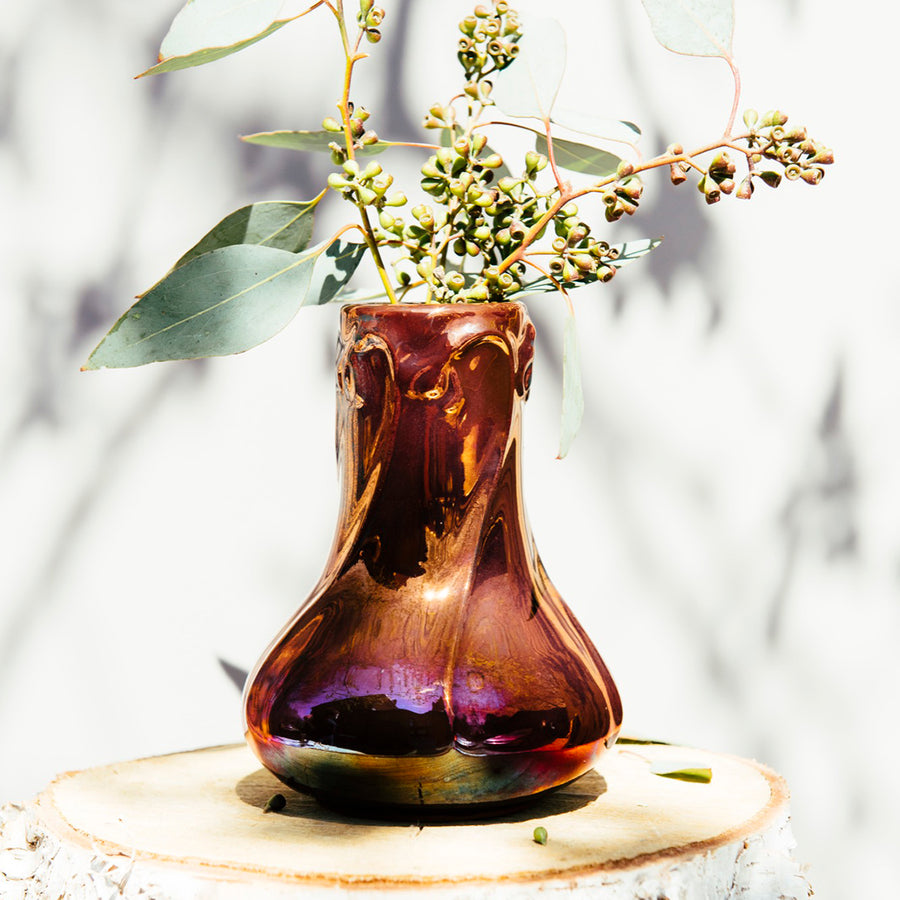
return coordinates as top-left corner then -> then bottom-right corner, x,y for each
416,259 -> 435,279
697,174 -> 720,204
498,176 -> 518,195
568,226 -> 588,246
484,266 -> 500,283
466,241 -> 480,257
573,254 -> 596,273
473,225 -> 491,241
421,178 -> 445,196
605,204 -> 624,223
365,7 -> 384,27
616,160 -> 634,178
742,109 -> 758,130
358,186 -> 378,206
359,0 -> 375,14
709,152 -> 735,179
454,137 -> 471,158
421,160 -> 441,179
757,170 -> 782,189
468,282 -> 490,301
669,163 -> 687,186
463,81 -> 480,99
436,148 -> 455,171
448,179 -> 467,199
481,153 -> 504,169
525,151 -> 547,174
384,192 -> 407,207
560,203 -> 578,218
617,176 -> 643,200
718,178 -> 735,195
360,130 -> 379,146
445,272 -> 466,291
761,109 -> 788,128
552,237 -> 567,253
361,161 -> 383,180
497,272 -> 514,291
371,174 -> 393,195
495,228 -> 511,246
549,258 -> 564,276
561,262 -> 579,282
784,164 -> 802,180
365,28 -> 381,43
471,134 -> 488,155
800,167 -> 824,185
735,176 -> 753,199
322,116 -> 342,133
811,146 -> 834,165
342,159 -> 360,177
379,210 -> 396,230
597,265 -> 615,283
452,238 -> 467,256
473,4 -> 490,17
459,15 -> 478,36
327,172 -> 349,190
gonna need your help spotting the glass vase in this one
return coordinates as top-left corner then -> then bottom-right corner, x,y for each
243,301 -> 622,816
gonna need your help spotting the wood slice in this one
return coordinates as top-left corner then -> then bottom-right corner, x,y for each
0,741 -> 811,899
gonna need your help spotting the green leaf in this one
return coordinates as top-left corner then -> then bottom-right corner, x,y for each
650,761 -> 713,784
241,130 -> 397,156
550,110 -> 641,146
172,200 -> 319,271
85,239 -> 365,369
137,0 -> 318,77
305,240 -> 368,305
535,134 -> 621,177
558,310 -> 583,459
640,0 -> 734,58
608,238 -> 664,269
491,18 -> 567,120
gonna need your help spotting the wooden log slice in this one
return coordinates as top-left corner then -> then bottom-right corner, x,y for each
0,741 -> 811,899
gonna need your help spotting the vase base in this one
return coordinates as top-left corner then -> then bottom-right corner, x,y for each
251,735 -> 614,815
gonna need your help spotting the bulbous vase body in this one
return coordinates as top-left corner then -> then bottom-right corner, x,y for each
243,302 -> 622,815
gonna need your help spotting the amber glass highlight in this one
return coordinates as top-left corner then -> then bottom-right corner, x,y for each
244,302 -> 621,814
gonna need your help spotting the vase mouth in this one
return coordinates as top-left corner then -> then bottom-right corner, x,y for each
342,300 -> 526,318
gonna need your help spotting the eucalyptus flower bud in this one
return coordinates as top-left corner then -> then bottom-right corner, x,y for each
327,172 -> 349,190
365,29 -> 381,43
480,153 -> 504,169
384,192 -> 407,207
360,130 -> 379,146
358,186 -> 378,206
322,117 -> 342,133
757,170 -> 782,189
361,161 -> 383,180
742,109 -> 758,130
736,176 -> 754,199
616,160 -> 635,178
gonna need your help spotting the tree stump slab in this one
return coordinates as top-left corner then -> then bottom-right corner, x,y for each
0,741 -> 811,899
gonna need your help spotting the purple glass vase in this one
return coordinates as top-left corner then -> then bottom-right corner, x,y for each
243,302 -> 621,816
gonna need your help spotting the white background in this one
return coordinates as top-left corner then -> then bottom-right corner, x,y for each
1,1 -> 897,896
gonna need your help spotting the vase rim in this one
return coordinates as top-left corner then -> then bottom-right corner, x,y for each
342,300 -> 526,317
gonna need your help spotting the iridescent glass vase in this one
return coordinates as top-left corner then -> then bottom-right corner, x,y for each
243,302 -> 622,815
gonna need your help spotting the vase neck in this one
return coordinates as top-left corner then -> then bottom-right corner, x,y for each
332,303 -> 535,585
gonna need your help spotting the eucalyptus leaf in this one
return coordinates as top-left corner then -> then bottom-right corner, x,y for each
550,109 -> 641,146
172,200 -> 319,272
535,134 -> 621,177
306,240 -> 368,305
608,238 -> 664,268
138,0 -> 319,77
640,0 -> 734,58
491,18 -> 567,120
85,238 -> 365,369
558,311 -> 583,459
650,761 -> 713,783
241,130 -> 394,155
